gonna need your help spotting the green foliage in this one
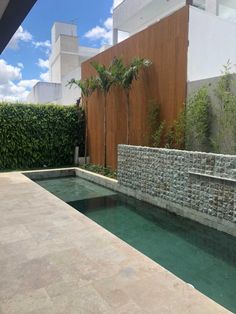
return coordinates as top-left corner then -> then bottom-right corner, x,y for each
152,122 -> 165,147
67,77 -> 97,162
165,110 -> 186,150
67,77 -> 97,99
148,100 -> 185,149
185,87 -> 210,151
148,101 -> 165,147
211,61 -> 236,154
111,56 -> 152,91
81,163 -> 117,179
91,61 -> 114,94
0,103 -> 85,170
111,56 -> 152,144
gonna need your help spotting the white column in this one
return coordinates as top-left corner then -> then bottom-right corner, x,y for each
206,0 -> 219,15
113,28 -> 118,45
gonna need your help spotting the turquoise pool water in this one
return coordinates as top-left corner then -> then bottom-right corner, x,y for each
36,176 -> 236,312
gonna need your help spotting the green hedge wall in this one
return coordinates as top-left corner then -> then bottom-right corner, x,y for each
0,103 -> 85,170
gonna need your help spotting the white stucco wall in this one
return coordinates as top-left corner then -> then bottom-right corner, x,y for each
50,35 -> 80,83
188,6 -> 236,82
27,82 -> 62,104
60,67 -> 82,105
51,22 -> 77,44
113,0 -> 186,34
28,22 -> 104,105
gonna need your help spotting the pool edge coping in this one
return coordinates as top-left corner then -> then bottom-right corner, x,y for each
0,169 -> 232,313
22,167 -> 236,238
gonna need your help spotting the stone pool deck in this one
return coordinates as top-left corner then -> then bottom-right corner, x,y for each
0,172 -> 230,314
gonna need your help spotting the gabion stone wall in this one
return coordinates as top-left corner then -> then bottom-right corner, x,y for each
118,145 -> 236,225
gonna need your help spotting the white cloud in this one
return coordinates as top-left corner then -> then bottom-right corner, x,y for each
17,62 -> 24,69
40,71 -> 50,82
85,17 -> 113,45
7,26 -> 33,50
84,1 -> 129,46
0,59 -> 22,84
111,0 -> 124,13
0,59 -> 38,102
33,40 -> 51,49
104,17 -> 112,29
0,80 -> 33,102
18,79 -> 39,89
33,40 -> 51,55
36,58 -> 50,82
37,58 -> 49,69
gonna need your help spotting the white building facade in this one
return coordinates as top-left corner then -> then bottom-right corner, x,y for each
28,0 -> 236,105
113,0 -> 236,82
27,22 -> 108,105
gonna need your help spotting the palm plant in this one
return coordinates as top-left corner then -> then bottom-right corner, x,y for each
67,77 -> 97,163
112,57 -> 152,144
91,61 -> 114,167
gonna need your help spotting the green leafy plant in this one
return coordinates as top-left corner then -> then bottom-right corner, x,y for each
81,163 -> 117,179
0,103 -> 84,170
91,61 -> 114,167
185,86 -> 210,152
147,100 -> 165,147
211,61 -> 236,154
165,110 -> 186,150
68,77 -> 97,163
111,57 -> 152,144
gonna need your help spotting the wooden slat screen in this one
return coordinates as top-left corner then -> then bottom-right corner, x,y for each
82,6 -> 189,169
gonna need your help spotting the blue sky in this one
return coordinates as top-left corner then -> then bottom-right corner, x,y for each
0,0 -> 122,101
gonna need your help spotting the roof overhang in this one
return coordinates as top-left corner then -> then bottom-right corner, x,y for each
113,0 -> 186,34
0,0 -> 37,53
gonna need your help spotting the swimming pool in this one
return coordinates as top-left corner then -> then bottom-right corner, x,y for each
36,176 -> 236,312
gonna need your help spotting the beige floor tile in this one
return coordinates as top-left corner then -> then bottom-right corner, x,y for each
0,225 -> 32,244
0,172 -> 230,314
50,285 -> 113,314
114,300 -> 146,314
0,255 -> 62,302
1,288 -> 52,314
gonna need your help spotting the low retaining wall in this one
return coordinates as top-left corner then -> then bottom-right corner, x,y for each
118,145 -> 236,236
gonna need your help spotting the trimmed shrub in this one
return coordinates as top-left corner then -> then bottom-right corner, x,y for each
0,103 -> 85,170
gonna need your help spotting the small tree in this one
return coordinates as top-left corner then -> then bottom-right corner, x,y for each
68,77 -> 97,163
91,61 -> 114,167
112,57 -> 152,144
185,87 -> 210,152
211,61 -> 236,154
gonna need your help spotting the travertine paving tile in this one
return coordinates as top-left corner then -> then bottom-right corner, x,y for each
0,171 -> 230,314
1,288 -> 52,314
0,225 -> 32,244
114,300 -> 146,314
48,284 -> 113,314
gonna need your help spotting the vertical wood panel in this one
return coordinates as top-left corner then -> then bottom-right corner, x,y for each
82,6 -> 189,169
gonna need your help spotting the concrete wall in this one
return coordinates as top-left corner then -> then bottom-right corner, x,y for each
113,0 -> 186,35
118,145 -> 236,236
51,22 -> 77,44
28,22 -> 103,105
60,67 -> 82,105
50,35 -> 80,83
27,82 -> 61,104
188,6 -> 236,81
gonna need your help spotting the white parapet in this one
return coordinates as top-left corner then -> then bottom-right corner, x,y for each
188,5 -> 236,81
27,82 -> 62,104
28,21 -> 105,105
113,0 -> 186,39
